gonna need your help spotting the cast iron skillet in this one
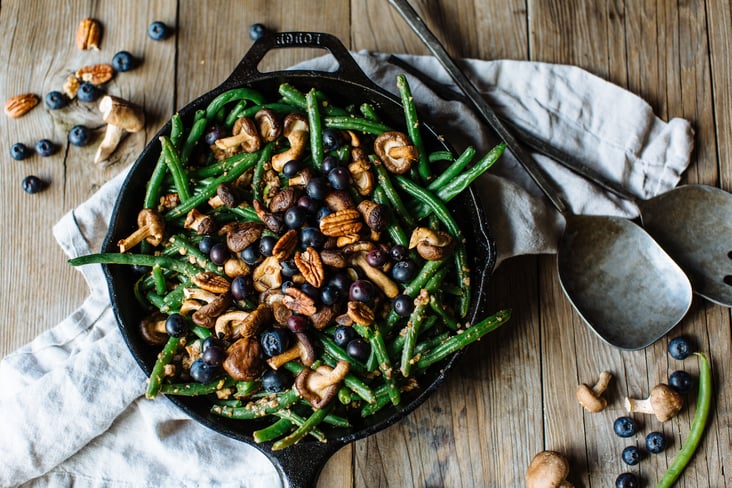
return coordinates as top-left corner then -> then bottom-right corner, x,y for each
102,32 -> 496,487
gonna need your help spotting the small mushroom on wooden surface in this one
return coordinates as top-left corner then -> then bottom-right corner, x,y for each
625,383 -> 684,422
94,95 -> 145,164
117,208 -> 164,252
576,371 -> 612,413
374,131 -> 418,174
526,451 -> 573,488
294,360 -> 350,409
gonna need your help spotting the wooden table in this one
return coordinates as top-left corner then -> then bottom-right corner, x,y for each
1,1 -> 730,486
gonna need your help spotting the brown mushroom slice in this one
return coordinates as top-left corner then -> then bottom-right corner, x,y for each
408,227 -> 455,261
324,190 -> 355,211
118,208 -> 165,252
351,252 -> 400,298
223,336 -> 263,381
223,221 -> 264,253
252,200 -> 285,234
348,155 -> 375,196
294,360 -> 350,409
357,200 -> 390,232
140,313 -> 168,345
94,95 -> 145,164
214,310 -> 250,339
271,113 -> 309,172
526,451 -> 573,488
215,117 -> 261,153
374,131 -> 419,174
269,187 -> 301,213
191,292 -> 231,329
254,108 -> 282,142
208,183 -> 238,209
232,304 -> 272,339
253,256 -> 283,292
576,371 -> 612,413
625,383 -> 684,422
184,208 -> 217,235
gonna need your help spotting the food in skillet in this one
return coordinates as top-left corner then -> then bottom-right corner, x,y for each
70,75 -> 510,449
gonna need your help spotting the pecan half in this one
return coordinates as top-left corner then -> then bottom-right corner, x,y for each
319,208 -> 363,237
294,247 -> 325,288
347,301 -> 375,326
191,272 -> 231,294
76,64 -> 115,85
283,287 -> 317,316
4,93 -> 39,118
272,229 -> 298,260
76,18 -> 102,50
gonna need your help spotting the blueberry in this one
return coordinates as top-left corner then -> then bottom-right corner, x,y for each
390,245 -> 409,262
248,23 -> 269,41
259,235 -> 277,256
209,242 -> 230,265
615,472 -> 639,488
165,313 -> 189,338
349,280 -> 375,303
231,275 -> 252,301
321,155 -> 339,174
10,142 -> 31,160
204,124 -> 228,145
281,280 -> 296,294
393,294 -> 415,317
327,166 -> 351,190
366,249 -> 389,268
316,206 -> 333,221
286,314 -> 309,333
327,271 -> 352,293
621,445 -> 641,466
112,51 -> 137,72
76,82 -> 101,102
262,369 -> 293,393
305,177 -> 328,200
645,431 -> 666,453
189,358 -> 220,383
300,283 -> 320,302
669,370 -> 694,394
202,345 -> 226,367
281,259 -> 299,277
320,285 -> 342,306
68,125 -> 91,147
322,128 -> 344,151
282,159 -> 302,178
284,205 -> 307,229
44,90 -> 67,109
148,21 -> 171,41
35,139 -> 56,157
333,325 -> 358,348
392,259 -> 418,282
198,236 -> 217,255
297,195 -> 319,215
240,243 -> 262,265
300,227 -> 326,250
260,328 -> 292,357
21,175 -> 46,194
613,416 -> 637,438
346,338 -> 370,362
202,336 -> 225,353
668,336 -> 693,360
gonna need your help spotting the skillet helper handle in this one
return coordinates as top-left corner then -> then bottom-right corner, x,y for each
266,441 -> 342,488
223,31 -> 375,89
388,0 -> 570,214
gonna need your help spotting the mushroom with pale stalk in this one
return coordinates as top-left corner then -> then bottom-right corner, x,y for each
294,360 -> 350,409
117,208 -> 164,252
374,131 -> 419,174
625,383 -> 684,422
526,451 -> 573,488
94,95 -> 145,163
576,371 -> 613,413
266,332 -> 317,369
215,117 -> 261,154
271,113 -> 309,172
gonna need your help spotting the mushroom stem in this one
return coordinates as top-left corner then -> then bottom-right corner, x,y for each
624,397 -> 654,414
625,383 -> 683,422
94,95 -> 145,164
351,252 -> 399,298
591,370 -> 613,395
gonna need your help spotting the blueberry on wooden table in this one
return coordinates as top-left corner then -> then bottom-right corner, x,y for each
35,139 -> 56,157
645,431 -> 667,453
9,142 -> 31,160
68,125 -> 91,147
248,23 -> 269,41
148,21 -> 171,41
615,472 -> 639,488
21,175 -> 46,194
668,336 -> 694,360
613,416 -> 638,437
76,82 -> 101,102
112,51 -> 137,72
44,90 -> 67,109
668,370 -> 694,394
621,445 -> 641,466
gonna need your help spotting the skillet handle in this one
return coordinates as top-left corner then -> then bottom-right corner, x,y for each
265,441 -> 342,488
222,31 -> 374,89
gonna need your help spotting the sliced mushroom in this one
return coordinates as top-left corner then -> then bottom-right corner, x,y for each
253,256 -> 283,292
254,108 -> 282,142
310,305 -> 337,330
118,208 -> 165,252
408,227 -> 455,261
223,336 -> 263,381
222,221 -> 264,253
223,257 -> 250,278
214,310 -> 250,339
374,131 -> 418,174
94,95 -> 145,164
348,151 -> 375,196
294,360 -> 350,409
288,166 -> 314,187
215,117 -> 261,154
269,187 -> 301,213
140,312 -> 168,345
191,292 -> 231,329
184,208 -> 217,235
266,332 -> 317,369
324,190 -> 355,211
208,183 -> 238,209
271,113 -> 309,172
252,199 -> 285,234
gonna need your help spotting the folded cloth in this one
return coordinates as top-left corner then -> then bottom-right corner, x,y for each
0,52 -> 693,487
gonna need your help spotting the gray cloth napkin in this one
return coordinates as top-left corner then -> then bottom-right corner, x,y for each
0,52 -> 693,487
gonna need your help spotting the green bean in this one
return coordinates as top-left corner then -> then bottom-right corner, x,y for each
146,336 -> 182,399
165,143 -> 270,220
160,376 -> 236,396
152,265 -> 166,295
272,403 -> 333,450
251,146 -> 268,202
211,389 -> 300,420
168,234 -> 219,273
191,325 -> 212,340
274,409 -> 326,442
277,83 -> 348,116
170,113 -> 185,149
69,252 -> 203,277
226,205 -> 262,222
373,158 -> 415,228
396,74 -> 430,181
359,102 -> 381,122
205,87 -> 266,121
414,331 -> 450,355
429,294 -> 458,330
373,186 -> 409,247
321,354 -> 376,404
656,352 -> 713,487
253,417 -> 293,444
360,384 -> 392,417
428,150 -> 454,164
239,102 -> 301,119
224,99 -> 248,127
415,309 -> 511,371
160,136 -> 192,202
189,152 -> 258,179
320,336 -> 368,375
324,115 -> 392,135
180,117 -> 208,165
354,323 -> 400,406
385,260 -> 446,331
143,154 -> 169,210
427,146 -> 476,192
306,88 -> 325,171
400,290 -> 431,377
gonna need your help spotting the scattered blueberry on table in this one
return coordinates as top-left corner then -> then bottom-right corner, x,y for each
668,336 -> 694,360
112,50 -> 138,72
148,21 -> 171,41
248,23 -> 269,41
44,90 -> 67,110
35,139 -> 56,157
9,142 -> 31,160
613,416 -> 638,438
621,445 -> 641,466
615,472 -> 639,488
21,175 -> 46,194
76,82 -> 101,102
668,370 -> 694,394
645,431 -> 666,454
68,125 -> 91,147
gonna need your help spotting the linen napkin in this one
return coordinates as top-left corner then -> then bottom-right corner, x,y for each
0,51 -> 693,488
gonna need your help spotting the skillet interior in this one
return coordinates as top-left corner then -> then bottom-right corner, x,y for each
101,32 -> 495,464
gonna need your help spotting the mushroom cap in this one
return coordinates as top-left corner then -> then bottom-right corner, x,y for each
139,313 -> 168,345
99,95 -> 145,132
222,337 -> 263,381
254,108 -> 282,142
408,227 -> 455,261
526,451 -> 572,488
576,383 -> 608,413
374,131 -> 419,174
294,360 -> 350,409
650,383 -> 684,421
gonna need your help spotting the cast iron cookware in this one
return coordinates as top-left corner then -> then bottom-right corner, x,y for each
102,32 -> 496,487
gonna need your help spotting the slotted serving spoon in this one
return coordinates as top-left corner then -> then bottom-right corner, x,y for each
388,1 -> 732,308
390,0 -> 694,349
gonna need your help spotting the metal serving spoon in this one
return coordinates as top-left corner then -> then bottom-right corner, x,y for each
389,0 -> 694,349
386,5 -> 732,308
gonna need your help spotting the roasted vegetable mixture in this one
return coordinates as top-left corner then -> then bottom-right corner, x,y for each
70,75 -> 511,449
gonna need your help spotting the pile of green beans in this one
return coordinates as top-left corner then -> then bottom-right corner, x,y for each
69,77 -> 510,449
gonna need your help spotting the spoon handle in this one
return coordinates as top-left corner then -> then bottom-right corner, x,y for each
389,0 -> 572,213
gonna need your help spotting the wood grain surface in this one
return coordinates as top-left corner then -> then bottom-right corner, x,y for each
1,1 -> 729,487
